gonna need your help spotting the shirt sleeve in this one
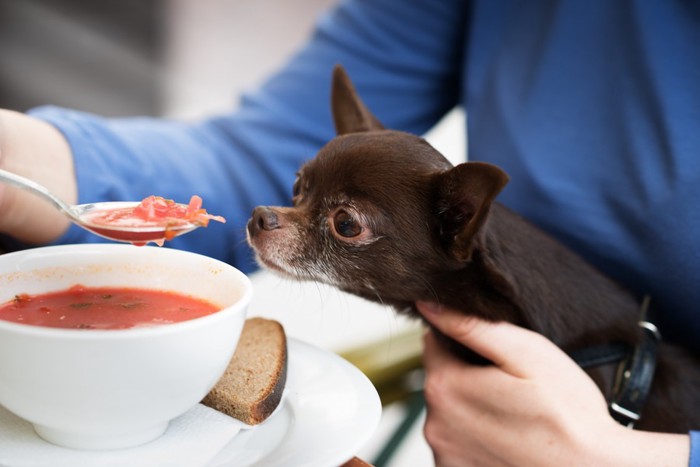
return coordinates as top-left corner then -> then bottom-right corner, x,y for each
690,431 -> 700,467
24,0 -> 467,271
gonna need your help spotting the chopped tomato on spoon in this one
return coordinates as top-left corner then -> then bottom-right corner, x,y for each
132,195 -> 226,228
83,195 -> 225,246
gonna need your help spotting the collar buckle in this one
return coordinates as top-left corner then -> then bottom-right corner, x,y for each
608,296 -> 661,429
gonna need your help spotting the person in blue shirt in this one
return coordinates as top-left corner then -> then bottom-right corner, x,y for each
0,1 -> 697,465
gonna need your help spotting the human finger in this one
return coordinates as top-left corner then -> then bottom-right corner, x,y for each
416,300 -> 572,378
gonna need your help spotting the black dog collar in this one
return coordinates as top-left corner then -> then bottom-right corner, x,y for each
569,296 -> 660,428
569,342 -> 629,368
608,318 -> 660,427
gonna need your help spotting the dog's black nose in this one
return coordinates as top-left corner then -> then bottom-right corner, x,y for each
250,206 -> 280,233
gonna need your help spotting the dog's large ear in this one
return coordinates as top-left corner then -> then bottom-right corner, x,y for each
331,64 -> 385,135
436,162 -> 509,262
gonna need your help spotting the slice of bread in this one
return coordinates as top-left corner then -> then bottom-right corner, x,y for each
202,317 -> 288,425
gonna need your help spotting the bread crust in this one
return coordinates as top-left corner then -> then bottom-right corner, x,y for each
202,317 -> 288,425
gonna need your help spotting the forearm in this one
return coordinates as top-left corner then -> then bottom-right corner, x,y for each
0,109 -> 75,243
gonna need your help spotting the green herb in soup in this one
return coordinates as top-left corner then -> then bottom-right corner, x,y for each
0,285 -> 220,330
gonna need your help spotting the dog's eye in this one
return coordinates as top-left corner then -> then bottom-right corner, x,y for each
332,210 -> 362,238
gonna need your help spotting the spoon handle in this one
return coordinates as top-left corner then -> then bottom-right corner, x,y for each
0,168 -> 77,219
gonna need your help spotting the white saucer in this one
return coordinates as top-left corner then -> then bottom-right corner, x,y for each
0,338 -> 380,466
209,338 -> 382,466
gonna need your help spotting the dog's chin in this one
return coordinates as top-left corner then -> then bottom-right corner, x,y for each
248,235 -> 301,279
253,251 -> 317,282
254,253 -> 294,277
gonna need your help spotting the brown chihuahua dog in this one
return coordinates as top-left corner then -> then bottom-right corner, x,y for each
247,65 -> 700,433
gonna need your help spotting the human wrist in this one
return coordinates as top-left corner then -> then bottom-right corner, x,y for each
586,424 -> 690,467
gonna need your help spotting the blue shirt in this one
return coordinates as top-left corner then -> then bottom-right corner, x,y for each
27,0 -> 699,461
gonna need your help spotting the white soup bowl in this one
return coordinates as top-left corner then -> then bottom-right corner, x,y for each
0,244 -> 251,450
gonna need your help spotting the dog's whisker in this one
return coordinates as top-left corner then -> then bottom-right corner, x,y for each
367,285 -> 386,307
419,276 -> 441,307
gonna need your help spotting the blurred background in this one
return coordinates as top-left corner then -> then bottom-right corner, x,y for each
0,0 -> 334,119
0,1 -> 466,465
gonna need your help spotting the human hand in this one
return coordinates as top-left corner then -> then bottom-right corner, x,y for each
0,111 -> 7,200
416,301 -> 690,467
0,109 -> 76,243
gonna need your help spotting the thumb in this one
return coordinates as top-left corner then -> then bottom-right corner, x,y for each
416,301 -> 564,377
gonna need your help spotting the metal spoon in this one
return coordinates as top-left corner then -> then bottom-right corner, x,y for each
0,168 -> 199,244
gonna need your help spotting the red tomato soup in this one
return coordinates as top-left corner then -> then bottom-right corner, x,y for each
0,285 -> 220,330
